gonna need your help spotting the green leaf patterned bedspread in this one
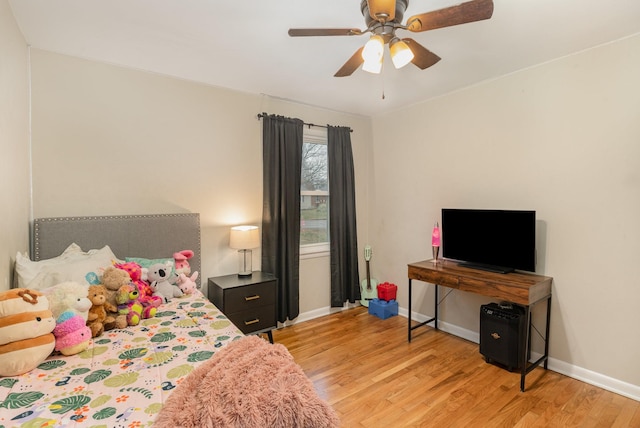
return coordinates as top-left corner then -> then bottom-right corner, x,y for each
0,290 -> 243,427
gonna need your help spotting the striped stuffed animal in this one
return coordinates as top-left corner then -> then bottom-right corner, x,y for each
0,288 -> 56,376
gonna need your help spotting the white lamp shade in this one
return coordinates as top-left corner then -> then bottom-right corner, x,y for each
362,56 -> 383,74
390,38 -> 414,69
229,225 -> 260,249
361,35 -> 384,74
362,35 -> 384,63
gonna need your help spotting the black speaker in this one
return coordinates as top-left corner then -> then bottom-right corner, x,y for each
480,303 -> 527,371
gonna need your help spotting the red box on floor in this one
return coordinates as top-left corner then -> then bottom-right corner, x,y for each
377,282 -> 397,301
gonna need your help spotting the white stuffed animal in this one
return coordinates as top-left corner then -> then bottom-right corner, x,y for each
42,281 -> 92,322
148,262 -> 183,303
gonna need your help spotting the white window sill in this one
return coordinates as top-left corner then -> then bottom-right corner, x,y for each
300,243 -> 330,259
300,250 -> 330,260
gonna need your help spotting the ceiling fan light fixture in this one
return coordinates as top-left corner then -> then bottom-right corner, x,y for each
361,34 -> 384,74
362,56 -> 383,74
389,38 -> 414,69
289,0 -> 495,77
361,34 -> 384,63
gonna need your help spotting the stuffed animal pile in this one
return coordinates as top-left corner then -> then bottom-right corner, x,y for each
0,249 -> 197,376
0,289 -> 56,376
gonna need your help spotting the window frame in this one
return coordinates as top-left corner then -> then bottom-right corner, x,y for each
300,127 -> 329,257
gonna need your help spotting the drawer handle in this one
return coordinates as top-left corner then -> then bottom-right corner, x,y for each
245,318 -> 260,326
245,295 -> 261,301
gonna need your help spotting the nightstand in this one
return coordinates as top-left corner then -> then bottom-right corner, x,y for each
208,272 -> 277,343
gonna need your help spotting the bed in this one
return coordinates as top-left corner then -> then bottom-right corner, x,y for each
1,214 -> 338,428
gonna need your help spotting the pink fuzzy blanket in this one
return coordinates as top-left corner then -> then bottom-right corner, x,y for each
155,335 -> 340,428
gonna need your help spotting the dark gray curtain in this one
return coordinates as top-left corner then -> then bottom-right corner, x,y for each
261,114 -> 303,323
328,125 -> 360,307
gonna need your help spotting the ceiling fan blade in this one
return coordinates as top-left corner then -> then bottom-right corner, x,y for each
367,0 -> 396,22
406,0 -> 494,32
288,28 -> 363,37
402,38 -> 441,70
334,47 -> 365,77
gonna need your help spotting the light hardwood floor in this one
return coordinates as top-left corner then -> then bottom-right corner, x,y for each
272,307 -> 640,427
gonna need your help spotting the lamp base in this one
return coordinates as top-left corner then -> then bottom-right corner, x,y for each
432,246 -> 440,263
237,249 -> 253,276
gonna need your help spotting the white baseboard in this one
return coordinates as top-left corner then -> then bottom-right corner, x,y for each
282,305 -> 639,402
547,357 -> 640,401
277,302 -> 358,328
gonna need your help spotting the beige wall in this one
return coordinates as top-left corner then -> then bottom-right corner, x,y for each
28,48 -> 372,317
370,34 -> 640,391
0,1 -> 30,291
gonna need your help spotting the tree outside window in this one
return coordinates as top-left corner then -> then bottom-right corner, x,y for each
300,128 -> 329,253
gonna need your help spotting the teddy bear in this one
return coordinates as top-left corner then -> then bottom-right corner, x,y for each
87,284 -> 116,337
53,310 -> 92,356
113,261 -> 162,309
0,289 -> 56,376
173,250 -> 194,276
100,266 -> 132,330
115,284 -> 147,326
148,262 -> 183,303
176,271 -> 198,295
42,281 -> 92,322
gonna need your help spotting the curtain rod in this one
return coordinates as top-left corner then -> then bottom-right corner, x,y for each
256,113 -> 353,133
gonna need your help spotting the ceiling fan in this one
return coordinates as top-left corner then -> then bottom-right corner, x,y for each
288,0 -> 494,77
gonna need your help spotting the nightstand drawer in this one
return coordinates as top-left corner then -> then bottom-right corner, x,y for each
226,305 -> 277,335
224,282 -> 276,313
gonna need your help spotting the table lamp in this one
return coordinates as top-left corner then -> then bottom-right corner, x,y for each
230,225 -> 260,277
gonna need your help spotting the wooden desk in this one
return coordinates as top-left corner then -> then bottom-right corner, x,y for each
408,259 -> 553,391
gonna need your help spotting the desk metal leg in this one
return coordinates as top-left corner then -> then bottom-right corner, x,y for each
407,280 -> 438,343
544,296 -> 551,369
434,284 -> 438,330
520,306 -> 531,392
520,296 -> 552,391
408,278 -> 413,342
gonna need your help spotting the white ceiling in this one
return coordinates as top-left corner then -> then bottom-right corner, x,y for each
9,0 -> 640,117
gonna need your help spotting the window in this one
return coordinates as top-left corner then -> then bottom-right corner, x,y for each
300,127 -> 329,255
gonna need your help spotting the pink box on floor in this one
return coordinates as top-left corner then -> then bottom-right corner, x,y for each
377,282 -> 397,301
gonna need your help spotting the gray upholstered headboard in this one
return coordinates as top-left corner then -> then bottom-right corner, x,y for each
32,213 -> 201,287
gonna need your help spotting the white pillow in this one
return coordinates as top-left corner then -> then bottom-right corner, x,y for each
15,244 -> 118,290
15,243 -> 82,287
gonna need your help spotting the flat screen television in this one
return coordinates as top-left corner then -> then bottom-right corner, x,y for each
441,209 -> 536,273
